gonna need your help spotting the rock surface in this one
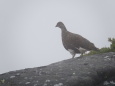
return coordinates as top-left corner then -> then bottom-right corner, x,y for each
0,52 -> 115,86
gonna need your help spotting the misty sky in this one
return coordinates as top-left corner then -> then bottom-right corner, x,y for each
0,0 -> 115,74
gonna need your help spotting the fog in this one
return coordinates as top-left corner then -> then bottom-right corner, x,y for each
0,0 -> 115,74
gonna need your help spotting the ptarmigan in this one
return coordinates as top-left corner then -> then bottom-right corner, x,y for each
55,22 -> 99,58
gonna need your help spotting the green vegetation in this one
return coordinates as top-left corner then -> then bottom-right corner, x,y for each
85,38 -> 115,56
108,38 -> 115,52
0,79 -> 5,84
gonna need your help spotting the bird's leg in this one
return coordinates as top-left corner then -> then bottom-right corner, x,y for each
72,54 -> 75,59
80,53 -> 83,57
68,49 -> 76,59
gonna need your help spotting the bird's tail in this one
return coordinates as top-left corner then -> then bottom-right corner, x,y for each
94,47 -> 100,51
90,43 -> 99,51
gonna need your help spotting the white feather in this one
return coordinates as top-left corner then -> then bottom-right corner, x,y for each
77,47 -> 87,54
68,49 -> 76,56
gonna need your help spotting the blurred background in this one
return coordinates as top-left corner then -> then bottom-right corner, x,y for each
0,0 -> 115,74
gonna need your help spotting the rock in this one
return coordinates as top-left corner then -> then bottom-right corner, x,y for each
0,52 -> 115,86
25,82 -> 30,84
10,76 -> 15,79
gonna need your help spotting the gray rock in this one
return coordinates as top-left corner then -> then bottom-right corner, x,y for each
0,52 -> 115,86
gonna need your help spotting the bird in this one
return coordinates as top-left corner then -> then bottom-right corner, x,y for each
55,21 -> 99,58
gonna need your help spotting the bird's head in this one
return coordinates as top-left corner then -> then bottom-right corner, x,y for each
55,22 -> 64,27
55,22 -> 67,31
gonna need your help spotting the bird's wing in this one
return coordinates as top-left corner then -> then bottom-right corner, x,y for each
68,32 -> 97,50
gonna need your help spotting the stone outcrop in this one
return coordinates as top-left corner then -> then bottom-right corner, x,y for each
0,52 -> 115,86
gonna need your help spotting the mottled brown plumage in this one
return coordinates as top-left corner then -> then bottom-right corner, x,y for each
55,22 -> 99,58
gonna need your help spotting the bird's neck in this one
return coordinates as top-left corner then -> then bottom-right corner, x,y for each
61,28 -> 68,37
60,25 -> 67,32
